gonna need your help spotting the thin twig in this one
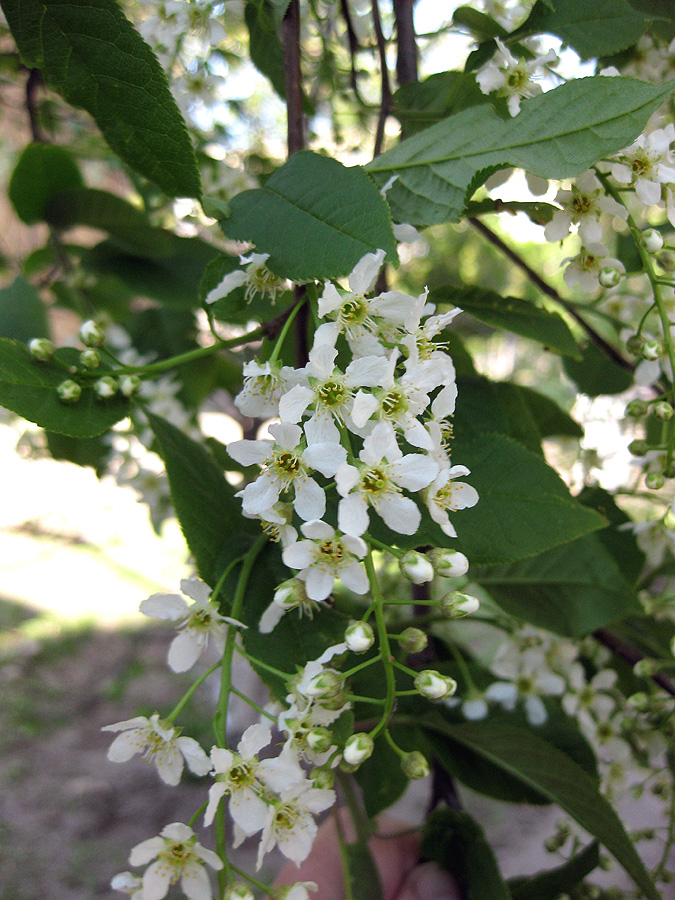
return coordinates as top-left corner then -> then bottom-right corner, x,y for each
339,0 -> 361,96
371,0 -> 392,158
594,627 -> 675,697
392,0 -> 418,85
25,68 -> 46,142
468,217 -> 634,372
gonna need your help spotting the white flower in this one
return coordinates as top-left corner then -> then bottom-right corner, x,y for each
336,423 -> 438,537
275,883 -> 318,900
282,521 -> 369,601
259,578 -> 326,634
228,422 -> 345,522
140,577 -> 245,673
562,243 -> 624,294
234,359 -> 305,418
544,171 -> 628,244
424,466 -> 479,538
476,38 -> 558,116
610,125 -> 675,207
562,664 -> 618,724
128,822 -> 223,900
111,872 -> 144,899
205,252 -> 285,305
102,714 -> 212,786
256,782 -> 336,869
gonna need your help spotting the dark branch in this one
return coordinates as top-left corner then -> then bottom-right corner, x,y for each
392,0 -> 418,85
371,0 -> 392,158
339,0 -> 361,96
25,68 -> 46,143
594,627 -> 675,697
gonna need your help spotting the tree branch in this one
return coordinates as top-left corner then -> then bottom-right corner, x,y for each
468,217 -> 634,372
392,0 -> 418,85
594,627 -> 675,697
339,0 -> 361,96
371,0 -> 392,158
25,68 -> 46,143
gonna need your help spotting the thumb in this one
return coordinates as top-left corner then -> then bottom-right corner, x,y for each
393,861 -> 460,900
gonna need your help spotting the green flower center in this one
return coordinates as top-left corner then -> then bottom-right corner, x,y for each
381,388 -> 408,419
340,296 -> 368,326
319,539 -> 346,564
317,379 -> 347,408
361,467 -> 390,494
274,451 -> 302,476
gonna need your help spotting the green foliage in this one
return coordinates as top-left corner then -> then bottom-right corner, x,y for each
0,0 -> 201,197
45,430 -> 110,473
421,808 -> 511,900
343,842 -> 384,900
222,151 -> 398,280
9,143 -> 83,224
0,277 -> 48,343
563,342 -> 634,396
0,340 -> 131,436
245,2 -> 287,99
509,841 -> 600,900
394,71 -> 493,138
367,77 -> 675,226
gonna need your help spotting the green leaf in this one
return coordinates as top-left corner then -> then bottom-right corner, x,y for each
452,433 -> 606,565
366,77 -> 675,226
1,0 -> 201,197
246,2 -> 287,99
355,725 -> 415,818
452,7 -> 509,40
147,412 -> 252,585
514,0 -> 647,59
45,430 -> 110,473
627,0 -> 675,17
9,143 -> 83,224
343,842 -> 384,900
475,531 -> 642,637
432,285 -> 579,357
563,341 -> 634,396
509,841 -> 600,900
516,385 -> 583,440
222,151 -> 397,281
0,277 -> 48,342
579,487 -> 646,584
453,377 -> 544,455
0,339 -> 130,436
44,188 -> 176,257
421,808 -> 511,900
393,71 -> 492,138
435,722 -> 660,900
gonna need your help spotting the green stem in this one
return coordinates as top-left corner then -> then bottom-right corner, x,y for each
366,535 -> 402,558
342,653 -> 382,679
188,802 -> 207,828
268,296 -> 306,365
166,660 -> 222,724
230,685 -> 279,721
234,643 -> 294,679
364,550 -> 397,740
229,862 -> 274,894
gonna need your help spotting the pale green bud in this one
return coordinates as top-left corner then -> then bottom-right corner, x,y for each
628,439 -> 649,456
345,620 -> 375,653
401,750 -> 429,780
625,399 -> 649,418
625,335 -> 644,356
304,669 -> 344,699
441,591 -> 480,619
654,401 -> 674,421
94,376 -> 118,399
28,338 -> 55,361
399,627 -> 428,654
79,348 -> 100,369
56,379 -> 82,403
645,472 -> 665,491
428,548 -> 469,578
598,266 -> 622,288
399,550 -> 434,584
306,727 -> 333,753
343,732 -> 374,767
642,339 -> 663,360
274,578 -> 307,610
414,669 -> 457,700
627,692 -> 649,710
643,228 -> 664,253
633,657 -> 662,677
223,882 -> 255,900
79,319 -> 104,347
311,767 -> 335,789
119,374 -> 141,397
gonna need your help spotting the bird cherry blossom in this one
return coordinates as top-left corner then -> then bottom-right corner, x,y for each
424,465 -> 479,538
476,38 -> 558,116
282,521 -> 369,601
205,252 -> 286,305
256,781 -> 336,869
610,124 -> 675,208
544,171 -> 628,244
128,822 -> 223,900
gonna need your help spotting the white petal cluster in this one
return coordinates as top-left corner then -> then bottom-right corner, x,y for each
476,38 -> 558,116
205,252 -> 287,306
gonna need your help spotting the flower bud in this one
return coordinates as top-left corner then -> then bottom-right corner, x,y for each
633,657 -> 663,677
441,591 -> 480,619
645,472 -> 665,491
343,732 -> 374,767
414,669 -> 457,700
625,399 -> 648,418
273,885 -> 317,900
119,374 -> 141,397
643,229 -> 664,253
28,338 -> 55,361
304,669 -> 344,699
654,401 -> 674,421
628,439 -> 649,456
625,335 -> 644,356
345,620 -> 375,653
401,750 -> 430,780
223,882 -> 255,900
627,691 -> 649,710
311,767 -> 335,790
79,348 -> 100,369
598,266 -> 622,288
274,578 -> 306,610
642,339 -> 663,360
671,634 -> 675,658
399,627 -> 428,654
428,548 -> 469,578
94,376 -> 118,399
79,319 -> 104,347
306,727 -> 333,753
399,550 -> 434,584
56,379 -> 82,403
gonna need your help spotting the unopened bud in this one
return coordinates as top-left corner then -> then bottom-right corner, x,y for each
345,620 -> 375,653
343,732 -> 374,767
304,669 -> 344,699
643,229 -> 664,253
414,669 -> 457,700
642,339 -> 663,360
399,627 -> 428,654
399,550 -> 434,584
56,379 -> 82,403
119,374 -> 141,397
223,882 -> 255,900
625,399 -> 648,418
441,591 -> 480,619
311,767 -> 335,789
628,439 -> 649,456
79,319 -> 104,347
598,266 -> 622,288
633,657 -> 663,677
654,401 -> 674,421
94,376 -> 118,399
627,691 -> 649,710
28,338 -> 55,361
671,634 -> 675,658
274,578 -> 306,610
401,750 -> 429,780
306,727 -> 333,753
79,348 -> 100,369
645,472 -> 665,491
428,548 -> 469,578
625,335 -> 644,356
